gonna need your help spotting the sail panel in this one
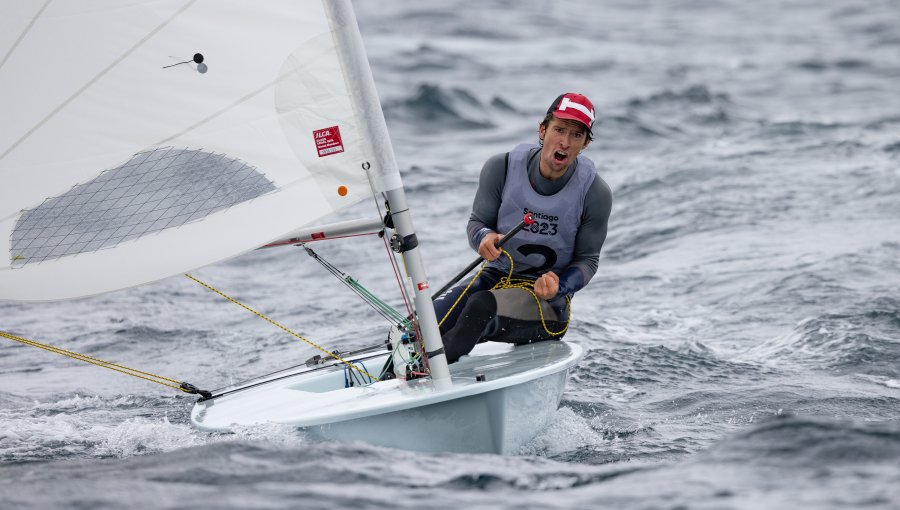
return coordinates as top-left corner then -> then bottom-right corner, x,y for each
2,183 -> 332,301
10,148 -> 276,268
0,0 -> 399,301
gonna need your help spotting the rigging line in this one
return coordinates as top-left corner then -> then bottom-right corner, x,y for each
371,212 -> 415,330
392,247 -> 426,366
0,330 -> 209,396
347,280 -> 405,323
0,0 -> 53,73
382,233 -> 413,317
348,281 -> 408,323
363,168 -> 415,322
361,168 -> 423,367
210,344 -> 384,394
303,245 -> 403,324
0,330 -> 181,384
438,260 -> 487,328
183,273 -> 378,381
490,249 -> 571,336
0,1 -> 198,160
204,349 -> 386,401
438,249 -> 571,337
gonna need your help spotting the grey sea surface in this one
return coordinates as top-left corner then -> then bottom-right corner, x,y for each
2,0 -> 900,508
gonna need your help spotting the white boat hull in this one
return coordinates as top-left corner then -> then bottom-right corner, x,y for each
191,340 -> 584,454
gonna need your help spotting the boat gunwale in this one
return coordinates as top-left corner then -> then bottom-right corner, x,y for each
191,340 -> 584,430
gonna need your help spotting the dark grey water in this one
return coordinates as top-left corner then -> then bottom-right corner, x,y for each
2,0 -> 900,508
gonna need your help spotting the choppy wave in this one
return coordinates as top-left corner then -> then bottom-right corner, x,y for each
384,84 -> 521,132
745,297 -> 900,377
579,342 -> 765,389
389,44 -> 498,74
704,414 -> 900,467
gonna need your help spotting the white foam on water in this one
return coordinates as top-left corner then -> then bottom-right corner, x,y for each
519,406 -> 607,456
92,417 -> 204,457
227,422 -> 311,446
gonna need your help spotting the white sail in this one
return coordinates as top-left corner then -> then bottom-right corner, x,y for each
0,0 -> 398,301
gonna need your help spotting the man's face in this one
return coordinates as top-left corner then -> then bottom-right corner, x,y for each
538,117 -> 591,178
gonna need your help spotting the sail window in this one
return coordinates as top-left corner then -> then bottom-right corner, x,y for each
10,148 -> 275,268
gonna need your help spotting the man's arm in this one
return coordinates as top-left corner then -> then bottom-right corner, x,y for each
555,176 -> 612,299
466,153 -> 507,251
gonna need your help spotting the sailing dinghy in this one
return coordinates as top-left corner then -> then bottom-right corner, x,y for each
0,0 -> 583,454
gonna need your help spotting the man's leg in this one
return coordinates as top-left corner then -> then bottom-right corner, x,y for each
442,288 -> 567,363
442,290 -> 498,363
432,269 -> 502,335
486,288 -> 567,343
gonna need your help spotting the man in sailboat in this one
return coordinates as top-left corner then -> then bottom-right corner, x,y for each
434,92 -> 612,363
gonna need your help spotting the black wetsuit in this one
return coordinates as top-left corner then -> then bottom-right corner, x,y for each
434,147 -> 612,363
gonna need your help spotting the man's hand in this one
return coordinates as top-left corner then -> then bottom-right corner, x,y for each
533,271 -> 559,300
478,232 -> 503,261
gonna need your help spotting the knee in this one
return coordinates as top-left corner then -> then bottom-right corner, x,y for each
456,291 -> 497,325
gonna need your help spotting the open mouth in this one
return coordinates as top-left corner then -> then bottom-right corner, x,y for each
553,151 -> 568,163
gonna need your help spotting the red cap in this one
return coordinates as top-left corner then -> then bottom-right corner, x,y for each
547,93 -> 595,133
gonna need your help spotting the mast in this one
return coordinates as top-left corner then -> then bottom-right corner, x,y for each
382,188 -> 451,382
324,0 -> 451,381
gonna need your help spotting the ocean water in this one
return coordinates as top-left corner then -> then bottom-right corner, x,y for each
2,0 -> 900,508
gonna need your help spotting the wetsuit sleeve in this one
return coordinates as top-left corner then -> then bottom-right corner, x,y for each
555,175 -> 612,299
466,153 -> 508,251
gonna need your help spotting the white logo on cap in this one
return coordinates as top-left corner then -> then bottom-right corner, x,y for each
559,97 -> 595,122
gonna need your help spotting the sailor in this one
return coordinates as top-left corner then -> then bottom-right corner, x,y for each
434,92 -> 612,363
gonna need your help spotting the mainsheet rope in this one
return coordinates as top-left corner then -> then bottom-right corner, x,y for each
0,330 -> 210,397
183,273 -> 378,381
0,274 -> 381,393
438,248 -> 571,336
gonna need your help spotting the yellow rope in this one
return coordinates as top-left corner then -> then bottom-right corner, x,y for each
184,273 -> 378,381
438,261 -> 487,328
0,330 -> 192,393
438,249 -> 571,336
